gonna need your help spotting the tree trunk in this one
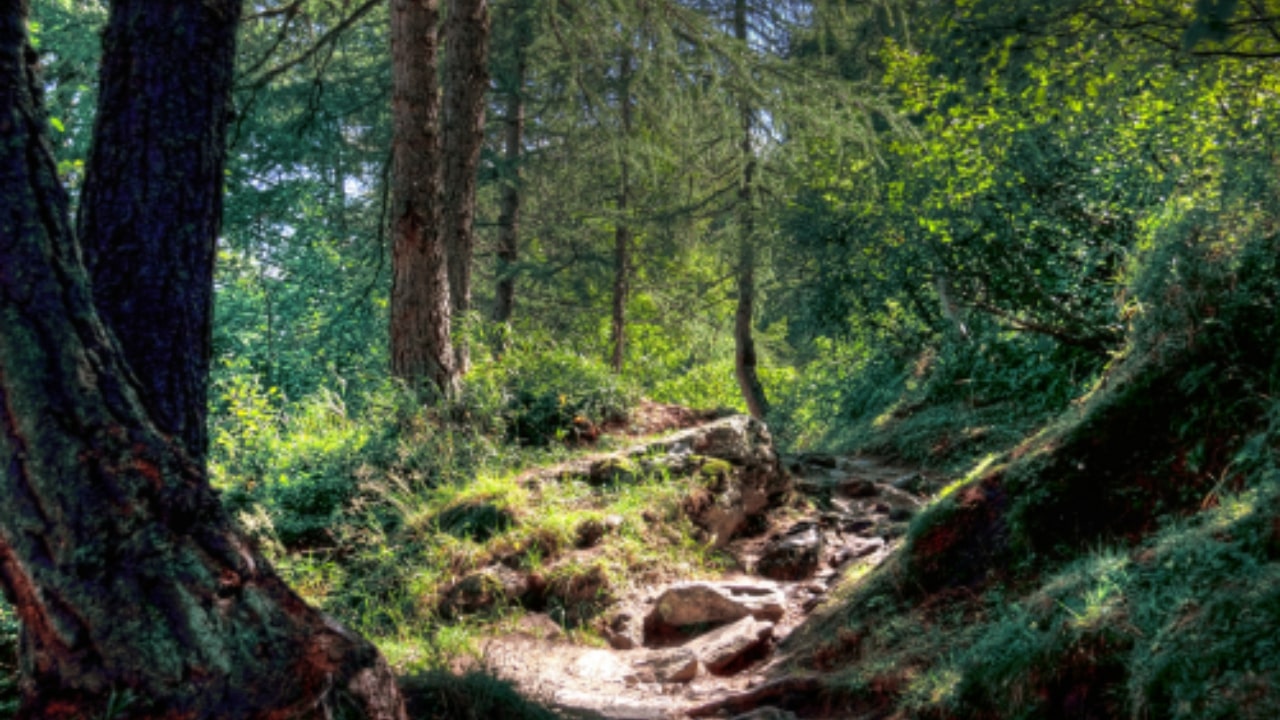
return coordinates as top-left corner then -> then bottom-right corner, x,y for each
442,0 -> 490,374
0,8 -> 405,718
390,0 -> 457,395
610,51 -> 634,374
76,0 -> 239,462
493,65 -> 525,329
611,220 -> 632,374
733,0 -> 769,419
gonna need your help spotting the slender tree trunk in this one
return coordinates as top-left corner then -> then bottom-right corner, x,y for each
611,214 -> 632,374
442,0 -> 490,373
493,53 -> 526,329
0,8 -> 405,718
390,0 -> 457,394
76,0 -> 239,462
610,51 -> 634,374
733,0 -> 769,419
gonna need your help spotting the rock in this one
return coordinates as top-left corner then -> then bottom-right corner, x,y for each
642,647 -> 700,683
689,616 -> 773,675
514,612 -> 564,640
730,707 -> 798,720
756,522 -> 824,581
829,536 -> 885,569
604,610 -> 644,650
528,415 -> 788,547
877,483 -> 925,512
584,456 -> 643,485
647,581 -> 785,631
439,565 -> 528,617
679,417 -> 790,547
891,471 -> 927,494
838,478 -> 879,498
681,415 -> 776,465
842,517 -> 876,534
570,649 -> 633,682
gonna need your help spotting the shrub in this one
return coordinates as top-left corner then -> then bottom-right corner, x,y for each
471,345 -> 638,446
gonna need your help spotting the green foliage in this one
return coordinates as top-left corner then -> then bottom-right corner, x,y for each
469,343 -> 639,446
211,377 -> 490,549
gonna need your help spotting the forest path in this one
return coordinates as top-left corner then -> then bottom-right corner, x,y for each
477,452 -> 934,720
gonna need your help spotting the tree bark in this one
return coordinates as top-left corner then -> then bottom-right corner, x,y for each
733,0 -> 769,419
76,0 -> 240,462
610,50 -> 634,374
0,7 -> 405,718
390,0 -> 457,394
442,0 -> 490,373
493,86 -> 524,326
492,5 -> 528,331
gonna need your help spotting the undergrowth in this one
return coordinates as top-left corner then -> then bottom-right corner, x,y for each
774,216 -> 1280,718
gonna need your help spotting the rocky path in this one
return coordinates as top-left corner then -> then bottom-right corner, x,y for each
477,452 -> 934,720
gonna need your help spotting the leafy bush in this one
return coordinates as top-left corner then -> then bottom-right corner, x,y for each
0,600 -> 16,718
470,345 -> 638,446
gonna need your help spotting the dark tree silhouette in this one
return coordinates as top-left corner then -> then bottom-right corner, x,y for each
0,3 -> 405,717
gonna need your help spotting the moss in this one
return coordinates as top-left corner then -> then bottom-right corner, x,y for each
696,456 -> 734,485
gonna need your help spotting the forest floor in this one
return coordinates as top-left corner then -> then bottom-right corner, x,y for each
451,410 -> 937,719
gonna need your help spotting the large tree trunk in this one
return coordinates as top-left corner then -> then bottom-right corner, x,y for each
442,0 -> 490,373
733,0 -> 769,419
76,0 -> 239,461
492,9 -> 528,331
390,0 -> 457,394
0,7 -> 405,718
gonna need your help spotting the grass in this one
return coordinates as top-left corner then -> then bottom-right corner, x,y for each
767,319 -> 1280,719
211,385 -> 746,682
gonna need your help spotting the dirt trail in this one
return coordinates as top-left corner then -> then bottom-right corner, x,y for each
477,454 -> 933,720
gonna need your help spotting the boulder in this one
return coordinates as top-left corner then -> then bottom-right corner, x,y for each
688,616 -> 774,674
679,418 -> 789,546
646,581 -> 785,633
755,522 -> 824,581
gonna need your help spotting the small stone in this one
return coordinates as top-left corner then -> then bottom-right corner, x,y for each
839,478 -> 879,498
643,647 -> 700,683
842,518 -> 876,534
891,472 -> 926,493
604,610 -> 643,650
756,523 -> 824,581
689,616 -> 774,675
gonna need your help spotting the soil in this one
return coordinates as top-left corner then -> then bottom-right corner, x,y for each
470,440 -> 935,720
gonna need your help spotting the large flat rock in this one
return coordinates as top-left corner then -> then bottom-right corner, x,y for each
647,581 -> 785,631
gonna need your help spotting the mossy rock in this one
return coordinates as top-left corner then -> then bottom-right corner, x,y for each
584,456 -> 642,485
